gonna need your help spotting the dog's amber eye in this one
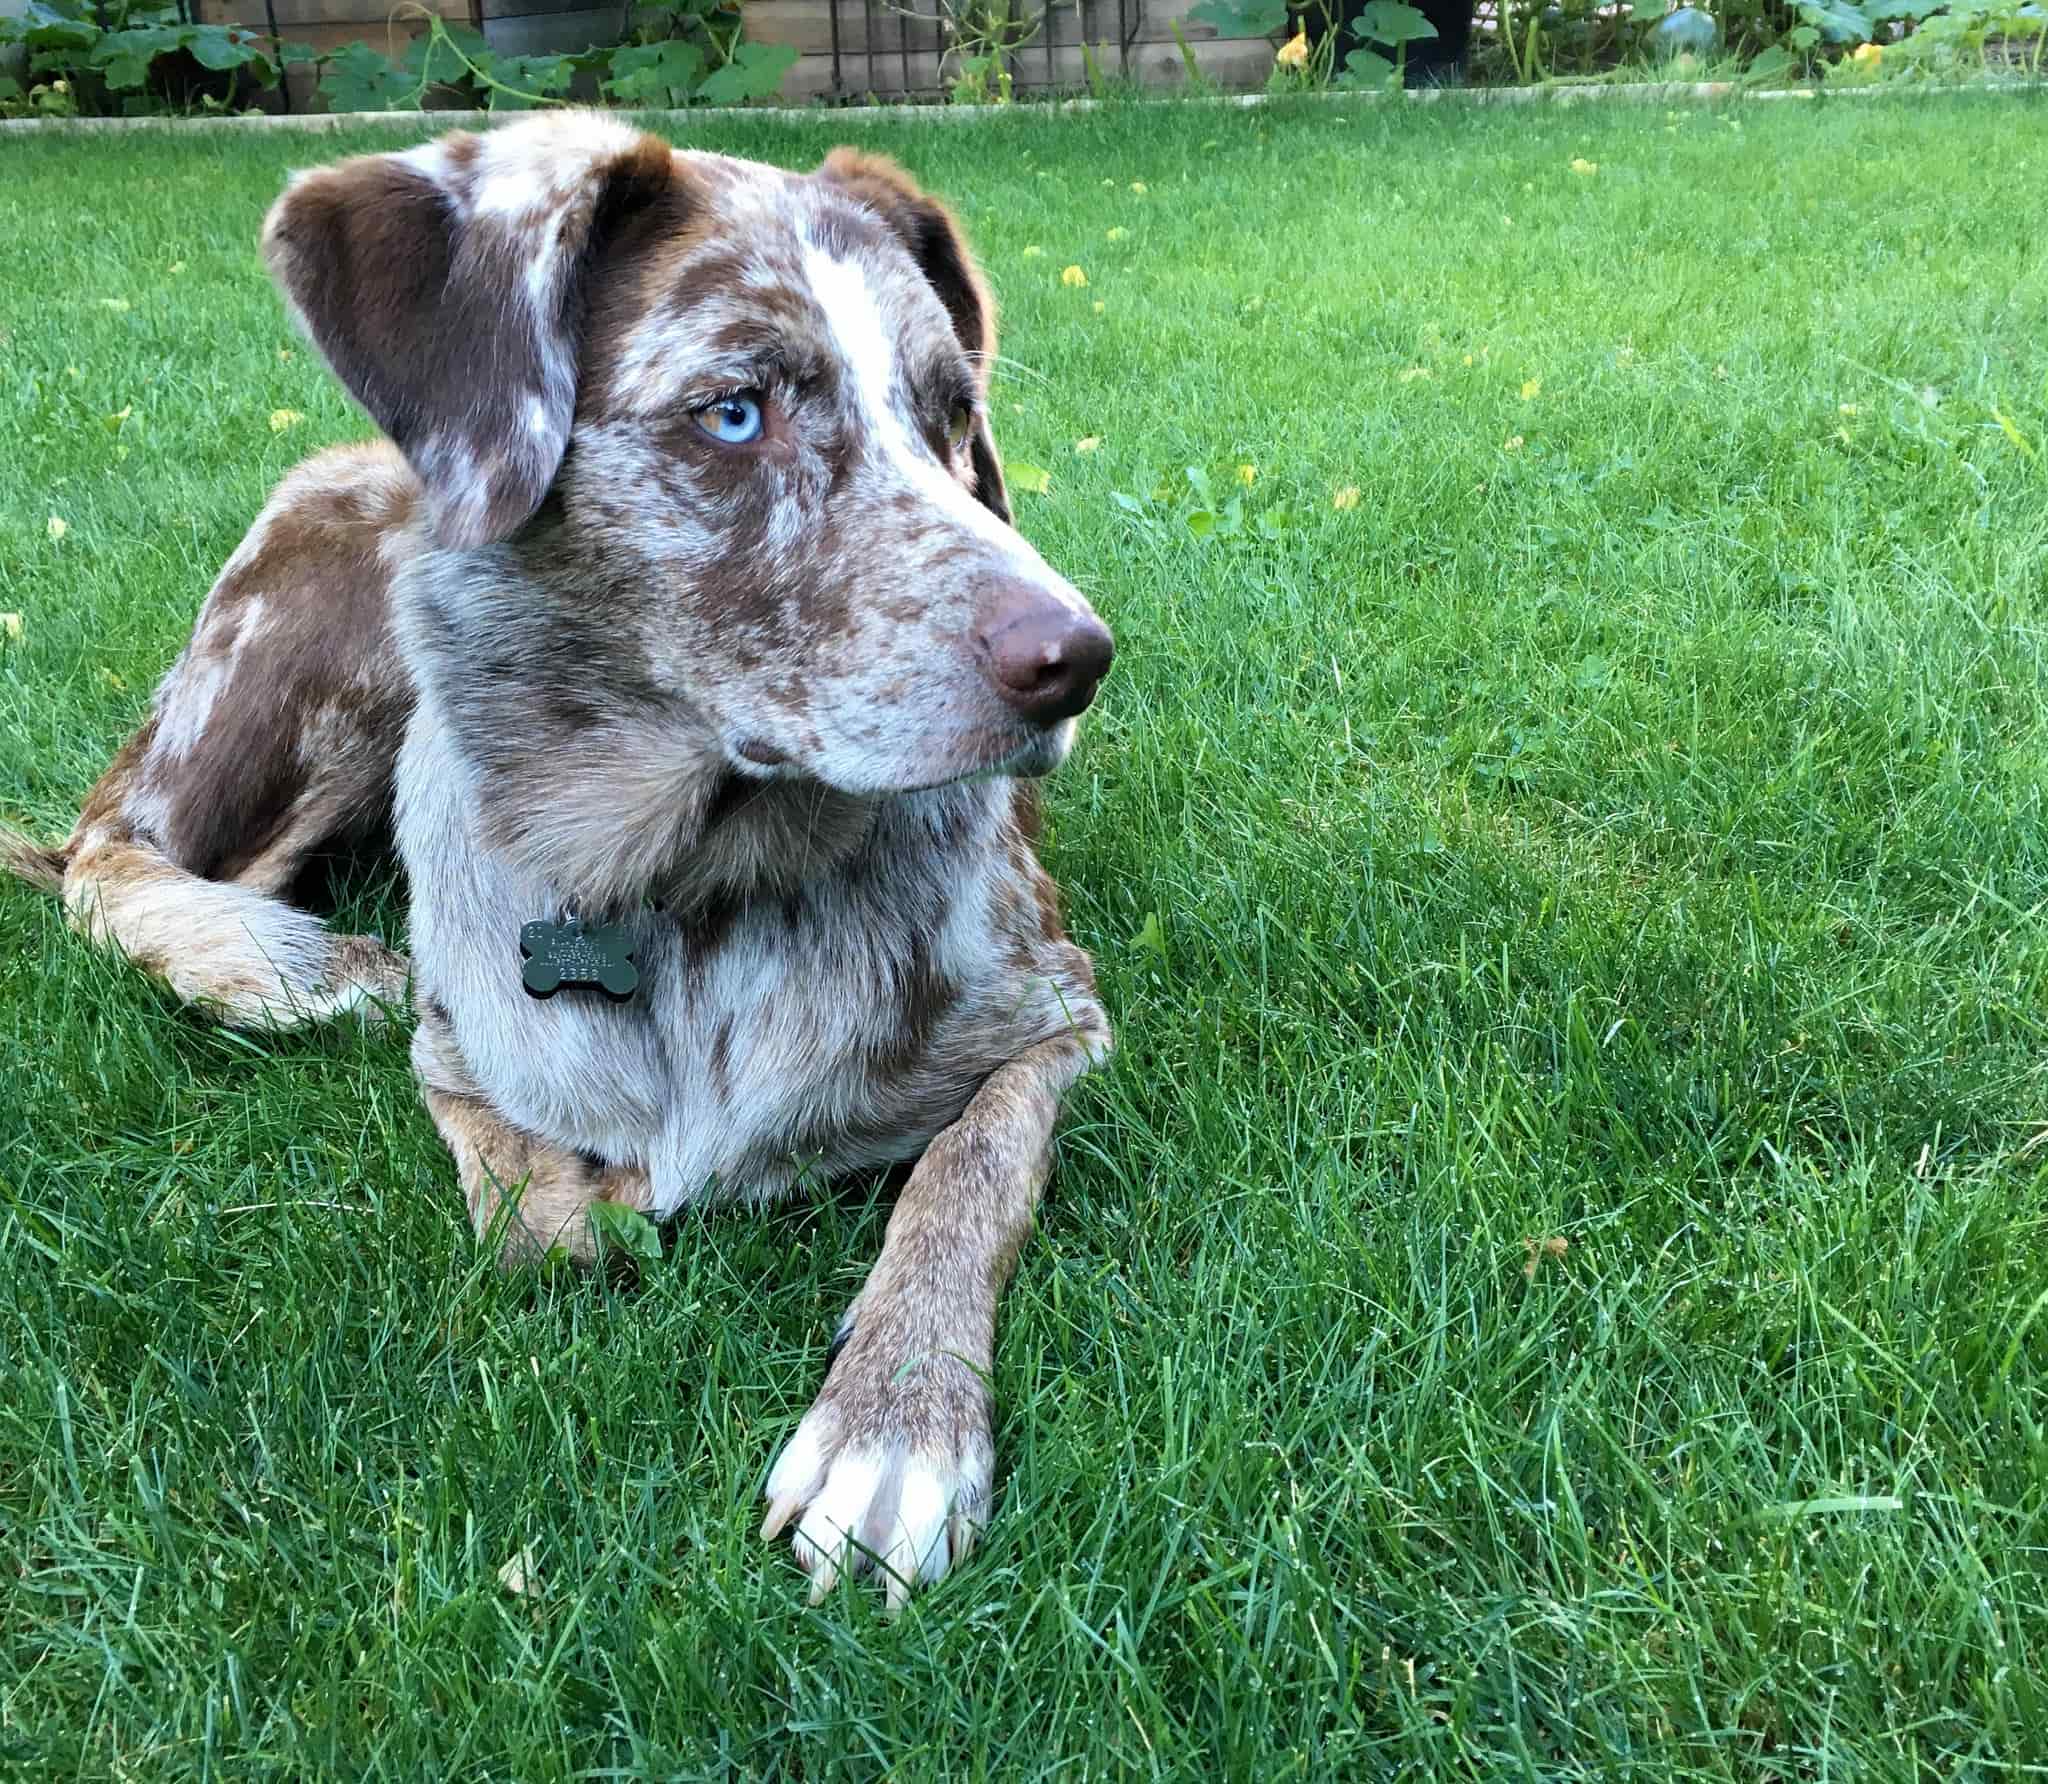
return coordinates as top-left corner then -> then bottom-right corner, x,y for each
945,403 -> 974,452
695,393 -> 765,446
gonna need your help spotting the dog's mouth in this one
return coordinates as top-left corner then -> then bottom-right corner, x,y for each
722,715 -> 1075,800
964,726 -> 1071,782
900,722 -> 1074,794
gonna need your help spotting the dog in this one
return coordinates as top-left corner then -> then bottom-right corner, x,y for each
0,111 -> 1114,1608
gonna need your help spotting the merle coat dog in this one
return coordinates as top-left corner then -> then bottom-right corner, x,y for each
1,111 -> 1115,1608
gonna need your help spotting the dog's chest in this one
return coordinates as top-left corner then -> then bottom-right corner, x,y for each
400,743 -> 1018,1215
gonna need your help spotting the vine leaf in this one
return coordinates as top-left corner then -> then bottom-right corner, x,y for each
695,39 -> 795,102
603,38 -> 705,104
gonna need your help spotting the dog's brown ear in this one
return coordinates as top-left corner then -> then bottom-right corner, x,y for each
263,114 -> 676,548
816,148 -> 1011,526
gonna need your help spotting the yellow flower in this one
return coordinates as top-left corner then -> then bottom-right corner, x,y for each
1838,402 -> 1859,417
1106,226 -> 1128,242
98,667 -> 127,692
1130,181 -> 1147,194
1276,28 -> 1309,67
1074,436 -> 1102,453
1,612 -> 23,642
1520,378 -> 1541,401
1022,244 -> 1043,258
1332,485 -> 1361,511
65,365 -> 81,379
46,516 -> 68,542
1851,40 -> 1881,65
1570,158 -> 1598,176
1237,463 -> 1257,486
1092,301 -> 1105,315
1461,353 -> 1474,367
1503,435 -> 1524,452
1060,265 -> 1088,288
269,409 -> 305,433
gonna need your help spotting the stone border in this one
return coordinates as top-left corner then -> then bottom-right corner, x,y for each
1,74 -> 2037,132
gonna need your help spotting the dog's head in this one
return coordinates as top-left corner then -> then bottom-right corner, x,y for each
261,112 -> 1110,807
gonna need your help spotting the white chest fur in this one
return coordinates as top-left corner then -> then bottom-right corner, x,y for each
395,717 -> 1049,1216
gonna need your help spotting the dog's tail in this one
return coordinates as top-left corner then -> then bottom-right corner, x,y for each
9,816 -> 408,1030
0,822 -> 67,897
59,833 -> 412,1030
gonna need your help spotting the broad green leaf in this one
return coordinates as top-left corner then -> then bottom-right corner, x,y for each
1338,45 -> 1395,84
186,26 -> 270,73
1185,507 -> 1217,537
488,51 -> 575,108
1188,0 -> 1289,35
603,38 -> 704,104
404,21 -> 492,89
1005,459 -> 1053,496
1744,42 -> 1795,76
20,5 -> 98,53
695,40 -> 795,103
1789,24 -> 1821,48
317,40 -> 419,110
1796,0 -> 1871,41
98,49 -> 153,86
90,23 -> 185,87
1354,0 -> 1438,45
585,1199 -> 662,1269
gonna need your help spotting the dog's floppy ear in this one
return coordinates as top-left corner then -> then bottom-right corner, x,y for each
263,113 -> 676,548
816,148 -> 1012,526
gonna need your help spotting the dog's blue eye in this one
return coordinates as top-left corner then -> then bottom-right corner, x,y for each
696,394 -> 763,445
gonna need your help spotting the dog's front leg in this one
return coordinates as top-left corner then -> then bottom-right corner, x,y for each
761,1022 -> 1108,1608
414,1016 -> 652,1267
423,1086 -> 654,1268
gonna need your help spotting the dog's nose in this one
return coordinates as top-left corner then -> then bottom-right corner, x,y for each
976,585 -> 1114,724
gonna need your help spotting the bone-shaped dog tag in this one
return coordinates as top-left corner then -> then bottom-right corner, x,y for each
520,918 -> 639,1002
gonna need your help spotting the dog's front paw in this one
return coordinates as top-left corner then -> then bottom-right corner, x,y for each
759,1309 -> 994,1610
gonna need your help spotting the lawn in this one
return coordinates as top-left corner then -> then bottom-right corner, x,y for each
4,90 -> 2048,1778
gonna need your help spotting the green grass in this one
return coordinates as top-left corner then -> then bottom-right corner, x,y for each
4,90 -> 2048,1778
